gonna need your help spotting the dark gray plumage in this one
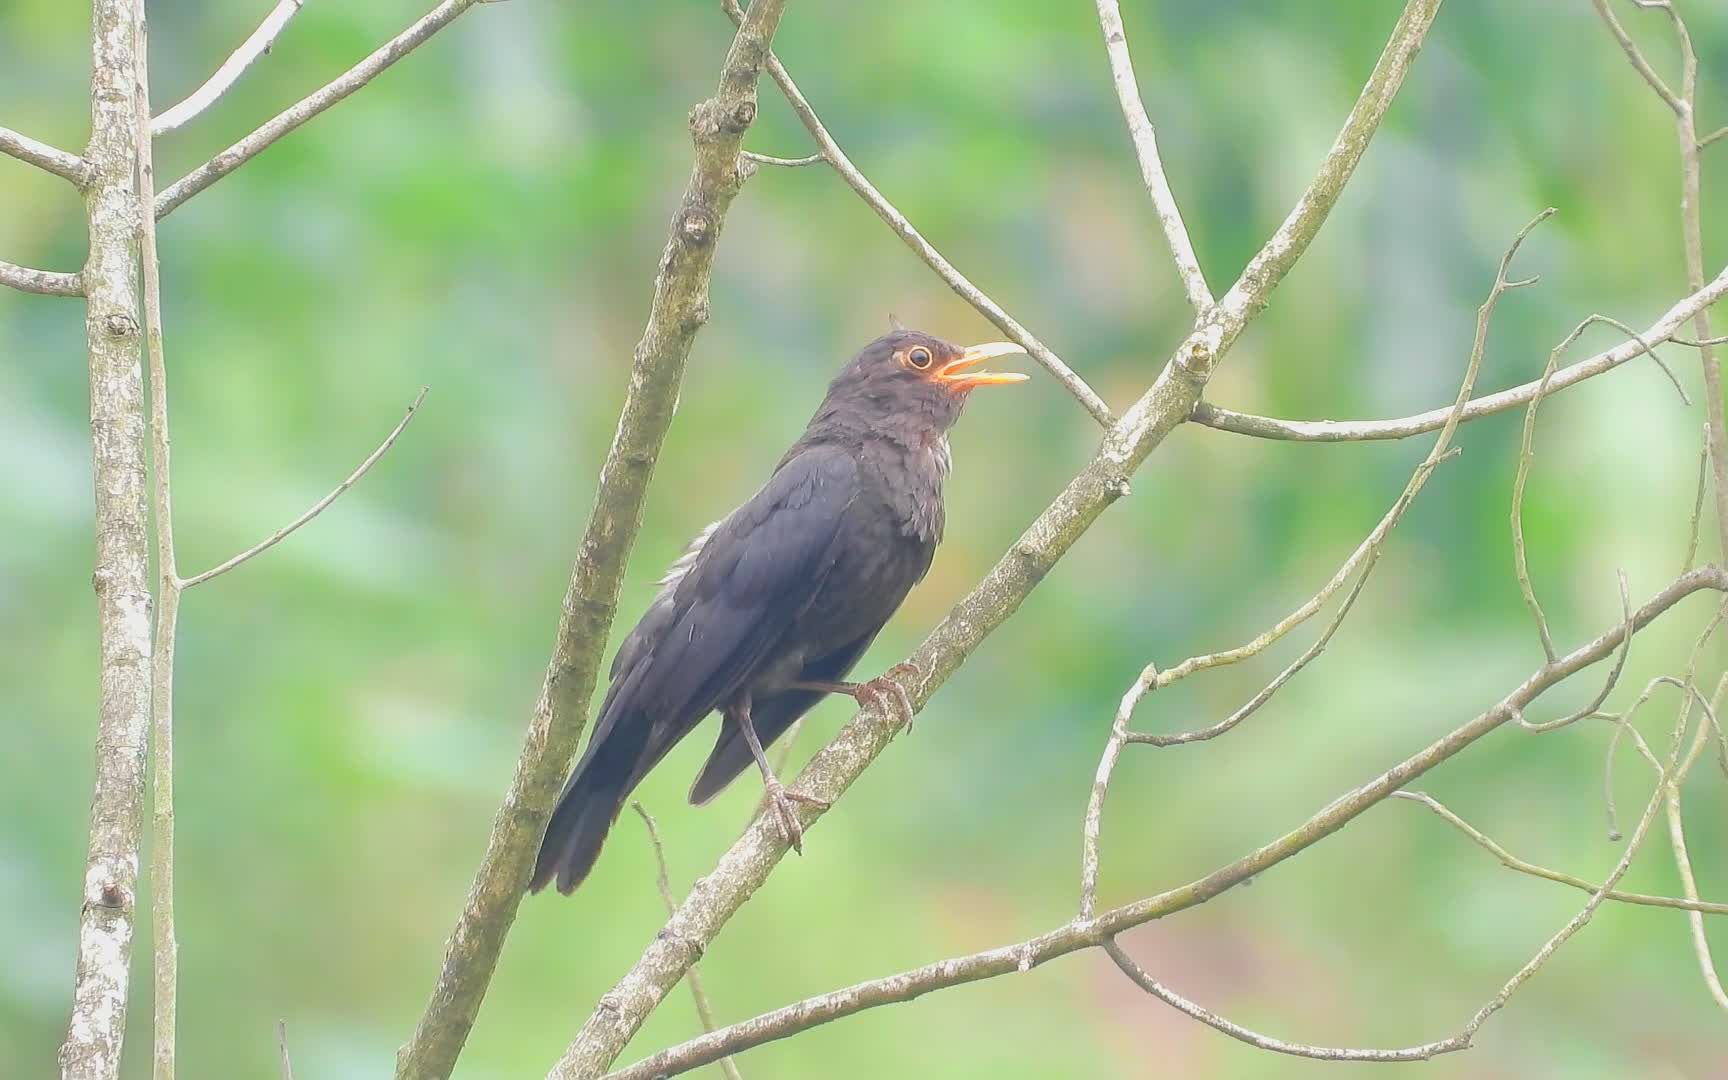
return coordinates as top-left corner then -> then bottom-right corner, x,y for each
531,329 -> 1025,895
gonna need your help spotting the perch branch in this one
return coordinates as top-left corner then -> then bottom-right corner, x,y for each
156,0 -> 484,218
600,567 -> 1724,1080
1092,0 -> 1213,315
0,125 -> 92,186
151,0 -> 307,136
0,259 -> 83,297
395,5 -> 790,1077
563,3 -> 1443,1073
721,0 -> 1114,427
178,388 -> 428,589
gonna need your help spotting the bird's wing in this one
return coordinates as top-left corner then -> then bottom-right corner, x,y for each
577,446 -> 861,776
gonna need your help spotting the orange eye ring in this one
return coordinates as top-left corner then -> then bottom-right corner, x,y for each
905,346 -> 934,370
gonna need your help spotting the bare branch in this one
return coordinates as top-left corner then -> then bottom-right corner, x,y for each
150,0 -> 307,136
136,10 -> 181,1075
179,388 -> 429,589
1190,264 -> 1728,440
569,5 -> 1443,1072
1091,0 -> 1213,315
1518,572 -> 1632,734
61,1 -> 151,1075
739,150 -> 823,168
1134,211 -> 1547,743
397,5 -> 791,1077
156,0 -> 484,218
1701,125 -> 1728,150
1683,432 -> 1708,571
0,124 -> 92,186
1394,790 -> 1728,915
1591,0 -> 1684,114
632,805 -> 744,1080
1103,939 -> 1468,1062
722,0 -> 1113,426
0,258 -> 83,297
277,1021 -> 295,1080
599,568 -> 1725,1079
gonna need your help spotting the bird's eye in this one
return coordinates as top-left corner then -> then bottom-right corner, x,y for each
906,346 -> 933,370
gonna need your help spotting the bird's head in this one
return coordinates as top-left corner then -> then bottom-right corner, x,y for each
813,329 -> 1028,437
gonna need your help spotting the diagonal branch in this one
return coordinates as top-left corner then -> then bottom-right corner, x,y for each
156,0 -> 484,219
1190,262 -> 1728,440
720,0 -> 1113,426
599,567 -> 1726,1080
0,124 -> 92,186
151,0 -> 307,136
1092,0 -> 1213,316
0,258 -> 83,297
1395,790 -> 1728,916
562,3 -> 1443,1075
394,5 -> 791,1077
178,388 -> 429,589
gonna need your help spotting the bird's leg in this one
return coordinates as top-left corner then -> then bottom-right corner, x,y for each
789,661 -> 921,735
725,697 -> 828,855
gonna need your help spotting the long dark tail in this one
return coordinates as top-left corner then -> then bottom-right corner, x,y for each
530,762 -> 630,895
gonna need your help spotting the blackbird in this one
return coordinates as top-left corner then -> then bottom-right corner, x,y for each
531,328 -> 1027,895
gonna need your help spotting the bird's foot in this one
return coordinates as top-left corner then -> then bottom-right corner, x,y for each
862,662 -> 920,736
761,778 -> 829,854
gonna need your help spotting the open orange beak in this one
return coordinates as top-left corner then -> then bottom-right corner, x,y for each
936,341 -> 1030,389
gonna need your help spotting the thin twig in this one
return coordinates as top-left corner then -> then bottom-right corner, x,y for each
1684,432 -> 1709,571
136,9 -> 180,1076
1394,790 -> 1727,915
1092,0 -> 1213,315
1138,211 -> 1551,714
722,0 -> 1113,425
179,388 -> 428,589
1664,685 -> 1728,1010
151,0 -> 307,136
0,124 -> 92,186
1104,939 -> 1468,1061
1518,571 -> 1632,733
572,5 -> 1444,1072
739,150 -> 823,168
631,805 -> 744,1080
0,258 -> 82,297
598,569 -> 1727,1080
1190,275 -> 1728,441
1700,125 -> 1727,150
1591,0 -> 1684,114
156,0 -> 484,218
277,1021 -> 294,1080
399,5 -> 791,1077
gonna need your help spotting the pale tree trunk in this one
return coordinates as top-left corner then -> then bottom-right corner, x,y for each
61,1 -> 151,1078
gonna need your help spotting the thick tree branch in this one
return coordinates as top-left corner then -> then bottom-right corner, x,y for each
0,124 -> 93,186
720,0 -> 1113,426
1190,263 -> 1728,440
150,0 -> 306,136
601,567 -> 1726,1080
61,1 -> 150,1077
0,259 -> 83,297
156,0 -> 483,219
561,4 -> 1442,1074
178,388 -> 428,589
394,5 -> 791,1078
1092,0 -> 1212,316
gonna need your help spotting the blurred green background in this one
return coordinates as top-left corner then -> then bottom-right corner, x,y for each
4,1 -> 1727,1076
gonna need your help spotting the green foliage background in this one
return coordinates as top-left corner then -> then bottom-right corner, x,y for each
3,1 -> 1726,1076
